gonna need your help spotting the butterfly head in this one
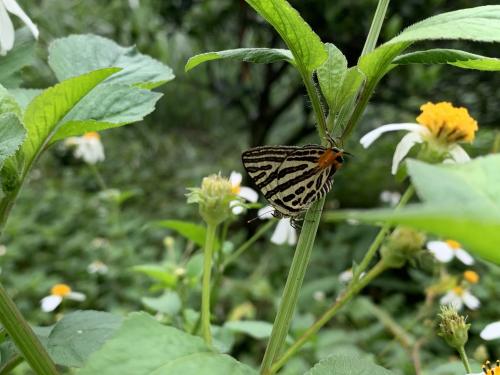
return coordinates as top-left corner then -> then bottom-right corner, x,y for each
319,146 -> 349,169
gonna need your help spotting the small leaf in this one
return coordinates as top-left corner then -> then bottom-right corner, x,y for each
155,220 -> 209,247
185,48 -> 294,72
9,88 -> 42,110
0,28 -> 36,86
141,292 -> 181,315
245,0 -> 327,72
224,320 -> 294,344
132,265 -> 178,287
317,43 -> 347,111
306,353 -> 394,375
47,310 -> 123,368
0,113 -> 25,167
393,49 -> 500,71
79,312 -> 256,375
48,34 -> 174,88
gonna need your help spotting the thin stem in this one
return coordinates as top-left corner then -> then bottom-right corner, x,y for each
0,353 -> 23,375
270,261 -> 388,374
0,285 -> 58,375
302,69 -> 328,142
350,184 -> 414,284
201,222 -> 217,345
89,163 -> 107,190
260,197 -> 325,375
361,0 -> 390,56
457,346 -> 471,373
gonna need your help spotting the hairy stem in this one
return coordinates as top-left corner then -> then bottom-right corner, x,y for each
457,346 -> 471,373
201,222 -> 218,345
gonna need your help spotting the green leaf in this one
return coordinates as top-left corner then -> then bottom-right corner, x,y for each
50,84 -> 162,141
306,353 -> 394,375
9,88 -> 42,110
79,312 -> 256,375
132,265 -> 178,287
20,68 -> 119,170
390,6 -> 500,44
185,48 -> 294,72
155,220 -> 209,247
0,113 -> 25,167
393,49 -> 500,71
141,292 -> 181,315
357,43 -> 409,84
47,310 -> 123,368
325,156 -> 500,264
224,320 -> 294,344
0,28 -> 36,86
317,43 -> 347,112
245,0 -> 327,72
48,34 -> 174,88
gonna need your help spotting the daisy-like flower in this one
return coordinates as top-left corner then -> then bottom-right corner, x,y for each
426,239 -> 474,265
480,322 -> 500,341
87,260 -> 109,275
360,102 -> 478,174
440,286 -> 480,311
468,360 -> 500,375
258,206 -> 297,246
65,132 -> 105,165
0,0 -> 39,55
229,171 -> 258,215
463,270 -> 479,284
40,283 -> 86,312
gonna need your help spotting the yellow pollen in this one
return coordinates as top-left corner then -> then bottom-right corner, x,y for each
83,132 -> 100,140
445,239 -> 461,250
51,283 -> 72,297
463,270 -> 480,284
452,286 -> 464,296
416,102 -> 478,143
482,360 -> 500,375
231,185 -> 241,194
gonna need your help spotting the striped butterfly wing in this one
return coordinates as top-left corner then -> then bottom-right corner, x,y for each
242,145 -> 300,198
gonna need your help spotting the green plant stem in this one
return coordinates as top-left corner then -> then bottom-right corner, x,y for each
0,354 -> 23,375
350,184 -> 414,284
270,261 -> 388,374
89,163 -> 107,190
201,222 -> 218,345
260,197 -> 325,375
457,346 -> 471,373
361,0 -> 390,56
302,70 -> 328,142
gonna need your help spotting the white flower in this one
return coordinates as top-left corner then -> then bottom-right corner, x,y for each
0,0 -> 39,55
258,206 -> 297,246
480,321 -> 500,341
87,260 -> 109,275
338,268 -> 365,284
379,190 -> 401,206
65,132 -> 105,165
440,286 -> 480,311
426,239 -> 474,265
40,283 -> 86,312
229,171 -> 258,215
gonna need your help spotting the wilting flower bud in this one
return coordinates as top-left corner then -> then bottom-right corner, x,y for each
381,227 -> 426,268
437,305 -> 470,350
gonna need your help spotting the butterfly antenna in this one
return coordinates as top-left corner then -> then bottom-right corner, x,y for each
246,208 -> 275,224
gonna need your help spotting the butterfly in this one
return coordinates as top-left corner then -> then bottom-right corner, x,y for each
242,143 -> 346,218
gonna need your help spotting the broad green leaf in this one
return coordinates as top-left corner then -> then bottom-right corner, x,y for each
0,113 -> 25,167
306,353 -> 394,375
48,34 -> 174,88
0,28 -> 36,85
9,88 -> 42,110
224,320 -> 293,344
317,43 -> 347,111
185,48 -> 294,72
142,291 -> 181,315
79,312 -> 256,375
21,68 -> 119,169
393,49 -> 500,71
47,310 -> 123,368
357,43 -> 409,83
155,220 -> 208,247
245,0 -> 327,72
50,84 -> 162,141
390,6 -> 500,44
324,156 -> 500,264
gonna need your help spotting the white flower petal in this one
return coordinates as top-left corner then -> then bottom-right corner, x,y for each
426,241 -> 454,263
448,144 -> 471,164
4,0 -> 39,39
455,248 -> 474,265
67,291 -> 86,301
258,206 -> 274,220
41,295 -> 62,312
480,321 -> 500,340
462,291 -> 480,310
238,186 -> 259,203
359,123 -> 425,148
287,224 -> 297,246
339,269 -> 353,283
0,1 -> 14,55
271,219 -> 291,245
391,132 -> 424,174
440,291 -> 463,310
229,171 -> 242,187
230,200 -> 244,215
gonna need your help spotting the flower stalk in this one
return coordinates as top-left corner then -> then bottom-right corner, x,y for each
201,222 -> 217,345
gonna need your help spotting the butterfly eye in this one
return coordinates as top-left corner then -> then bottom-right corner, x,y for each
335,155 -> 344,163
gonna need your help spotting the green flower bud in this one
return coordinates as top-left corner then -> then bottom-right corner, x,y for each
186,173 -> 234,225
437,305 -> 470,350
380,226 -> 426,268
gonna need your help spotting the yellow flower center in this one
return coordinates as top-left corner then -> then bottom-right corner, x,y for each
452,286 -> 464,296
51,283 -> 72,297
445,239 -> 461,250
83,132 -> 100,140
416,102 -> 478,143
482,360 -> 500,375
231,184 -> 241,194
463,270 -> 480,284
